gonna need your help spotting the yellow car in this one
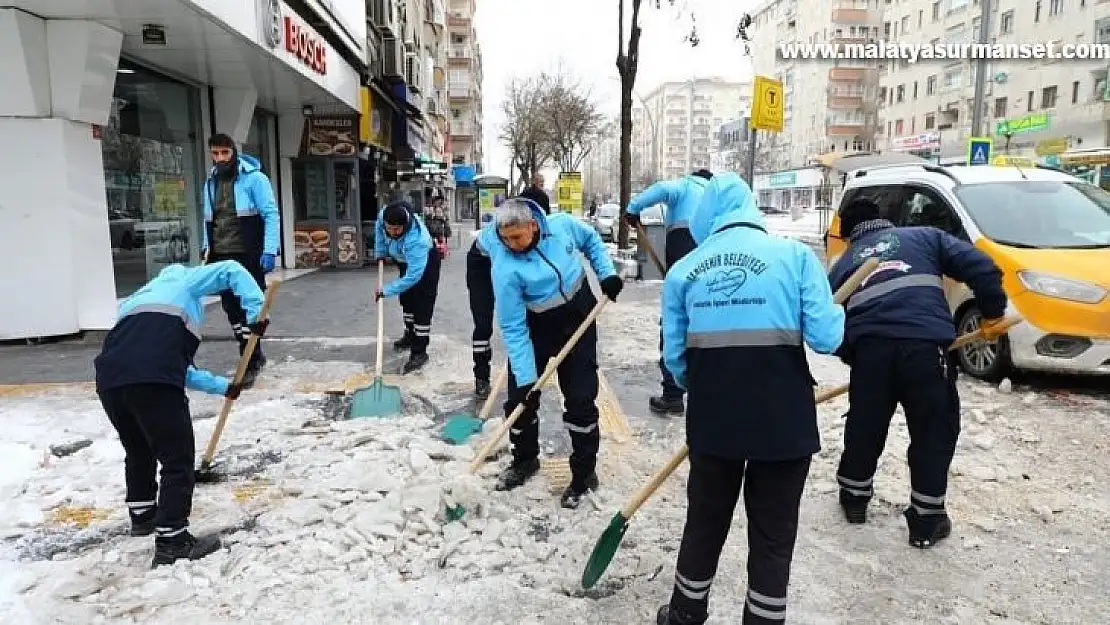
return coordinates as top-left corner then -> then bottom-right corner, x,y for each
825,163 -> 1110,380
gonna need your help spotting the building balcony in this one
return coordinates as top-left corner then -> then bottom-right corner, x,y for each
449,45 -> 474,64
451,122 -> 476,138
434,66 -> 446,87
828,67 -> 874,82
827,95 -> 864,109
449,86 -> 472,100
831,7 -> 880,26
447,12 -> 470,28
826,121 -> 869,136
831,35 -> 873,46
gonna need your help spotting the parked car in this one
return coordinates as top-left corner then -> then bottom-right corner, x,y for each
639,204 -> 666,226
593,203 -> 620,241
825,162 -> 1110,380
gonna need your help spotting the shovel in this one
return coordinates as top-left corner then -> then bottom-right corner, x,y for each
196,280 -> 281,484
580,256 -> 882,588
440,360 -> 509,445
349,261 -> 403,418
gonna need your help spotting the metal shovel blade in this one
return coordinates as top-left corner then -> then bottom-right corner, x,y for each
348,376 -> 402,418
440,413 -> 484,445
581,512 -> 631,589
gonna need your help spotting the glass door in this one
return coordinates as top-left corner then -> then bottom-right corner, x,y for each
331,159 -> 362,268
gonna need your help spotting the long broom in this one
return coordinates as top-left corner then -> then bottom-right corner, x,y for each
579,256 -> 881,588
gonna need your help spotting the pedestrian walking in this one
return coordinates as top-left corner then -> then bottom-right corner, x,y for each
479,197 -> 622,508
520,172 -> 551,213
426,199 -> 452,258
94,262 -> 266,567
200,133 -> 280,388
828,198 -> 1008,548
623,169 -> 713,416
374,200 -> 442,373
656,173 -> 845,625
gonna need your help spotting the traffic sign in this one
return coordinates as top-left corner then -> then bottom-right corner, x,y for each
751,75 -> 784,133
967,137 -> 993,166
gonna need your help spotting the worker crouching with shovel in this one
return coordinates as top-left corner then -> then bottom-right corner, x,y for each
480,198 -> 623,508
656,173 -> 846,625
94,262 -> 266,567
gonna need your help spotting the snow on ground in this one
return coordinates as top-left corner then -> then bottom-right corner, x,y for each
764,211 -> 826,247
2,295 -> 1108,623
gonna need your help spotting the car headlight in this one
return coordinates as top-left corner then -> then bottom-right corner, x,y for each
1018,271 -> 1107,304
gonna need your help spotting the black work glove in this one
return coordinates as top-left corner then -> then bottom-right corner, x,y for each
248,318 -> 270,338
624,212 -> 641,228
600,275 -> 623,302
225,382 -> 243,400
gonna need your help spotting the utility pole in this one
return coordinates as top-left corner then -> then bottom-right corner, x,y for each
744,116 -> 757,187
970,0 -> 991,137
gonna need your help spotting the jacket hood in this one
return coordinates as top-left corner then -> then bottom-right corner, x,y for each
690,172 -> 764,245
684,174 -> 711,189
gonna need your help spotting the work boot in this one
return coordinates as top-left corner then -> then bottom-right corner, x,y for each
839,491 -> 868,524
656,604 -> 702,625
649,396 -> 685,415
393,334 -> 414,351
475,378 -> 491,400
903,507 -> 952,549
151,531 -> 223,567
560,472 -> 599,509
494,457 -> 541,491
240,353 -> 267,390
402,352 -> 429,374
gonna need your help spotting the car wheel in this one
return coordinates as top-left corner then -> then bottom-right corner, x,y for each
955,305 -> 1011,382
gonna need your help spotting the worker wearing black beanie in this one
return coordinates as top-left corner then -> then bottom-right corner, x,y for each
373,200 -> 442,373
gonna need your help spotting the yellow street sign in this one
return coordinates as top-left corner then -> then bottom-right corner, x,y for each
751,75 -> 784,133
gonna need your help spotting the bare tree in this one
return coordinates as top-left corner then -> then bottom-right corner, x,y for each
540,72 -> 605,172
499,76 -> 552,194
724,142 -> 773,181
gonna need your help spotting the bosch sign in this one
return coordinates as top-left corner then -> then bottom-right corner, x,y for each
284,16 -> 327,75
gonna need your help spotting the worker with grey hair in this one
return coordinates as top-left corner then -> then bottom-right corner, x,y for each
474,197 -> 622,508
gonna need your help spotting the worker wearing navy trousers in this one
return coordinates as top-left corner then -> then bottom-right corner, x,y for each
94,261 -> 266,567
656,173 -> 845,625
828,198 -> 1008,548
623,169 -> 712,416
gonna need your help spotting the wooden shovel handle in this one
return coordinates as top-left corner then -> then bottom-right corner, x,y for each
375,260 -> 385,378
821,315 -> 1023,407
833,256 -> 881,303
479,363 -> 510,421
621,444 -> 690,518
201,280 -> 281,467
469,297 -> 611,473
636,223 -> 666,275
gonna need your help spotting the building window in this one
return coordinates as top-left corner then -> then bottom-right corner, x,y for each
925,113 -> 936,129
927,75 -> 937,95
944,69 -> 962,89
897,84 -> 905,102
911,117 -> 916,133
994,97 -> 1008,117
932,1 -> 941,21
1000,10 -> 1014,34
895,119 -> 904,135
918,10 -> 924,28
913,81 -> 919,99
1028,90 -> 1035,111
1042,85 -> 1058,108
1035,0 -> 1042,22
901,16 -> 909,32
1050,0 -> 1064,16
1073,81 -> 1081,103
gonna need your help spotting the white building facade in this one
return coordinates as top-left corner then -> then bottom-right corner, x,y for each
1,0 -> 364,339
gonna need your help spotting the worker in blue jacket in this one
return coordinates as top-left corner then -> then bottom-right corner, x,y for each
484,198 -> 622,508
374,200 -> 442,373
624,169 -> 712,416
828,198 -> 1008,549
656,173 -> 845,625
465,197 -> 551,399
94,262 -> 267,568
201,133 -> 280,387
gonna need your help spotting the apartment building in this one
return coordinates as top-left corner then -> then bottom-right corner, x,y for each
750,0 -> 884,171
583,122 -> 621,203
633,78 -> 751,182
447,0 -> 484,169
879,0 -> 1110,165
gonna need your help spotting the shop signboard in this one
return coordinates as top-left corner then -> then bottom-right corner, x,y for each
1034,137 -> 1069,156
477,188 -> 506,224
556,172 -> 584,216
300,115 -> 359,157
293,225 -> 332,268
335,224 -> 360,267
358,87 -> 391,151
768,172 -> 797,188
890,131 -> 940,151
995,112 -> 1050,137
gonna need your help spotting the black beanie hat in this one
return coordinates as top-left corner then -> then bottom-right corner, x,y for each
383,201 -> 411,226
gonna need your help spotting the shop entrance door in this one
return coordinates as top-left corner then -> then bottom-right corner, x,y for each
292,158 -> 363,269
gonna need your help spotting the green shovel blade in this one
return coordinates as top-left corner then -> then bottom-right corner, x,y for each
348,377 -> 402,419
581,512 -> 631,589
440,414 -> 484,445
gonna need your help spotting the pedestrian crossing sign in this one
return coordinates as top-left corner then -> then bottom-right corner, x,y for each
967,137 -> 993,166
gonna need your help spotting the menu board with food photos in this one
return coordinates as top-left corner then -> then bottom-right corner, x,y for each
294,225 -> 331,268
300,115 -> 359,158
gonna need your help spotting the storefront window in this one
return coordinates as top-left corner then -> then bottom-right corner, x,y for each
102,59 -> 202,297
243,110 -> 276,177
